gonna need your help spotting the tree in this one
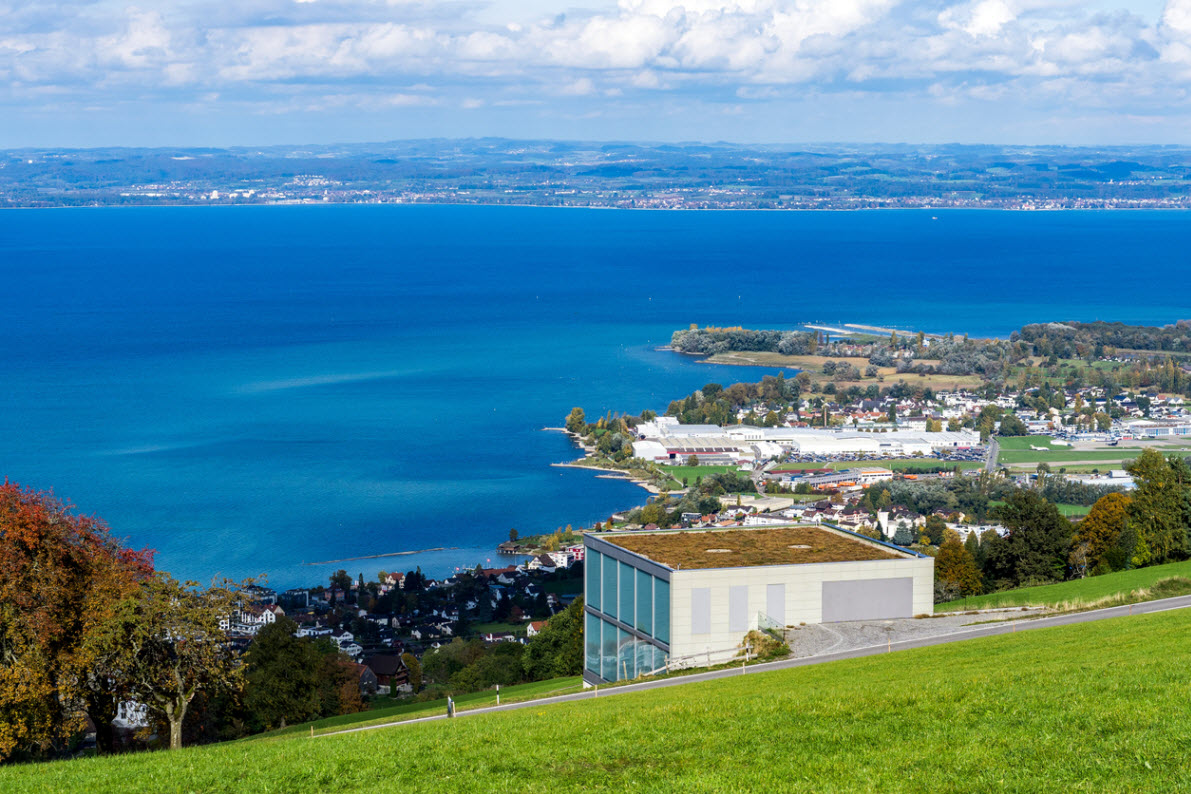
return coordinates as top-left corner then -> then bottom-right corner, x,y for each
985,490 -> 1073,586
997,414 -> 1028,436
401,652 -> 423,694
509,528 -> 518,543
317,655 -> 368,716
565,407 -> 586,434
243,617 -> 322,731
686,454 -> 699,467
924,514 -> 947,546
1072,493 -> 1132,573
0,481 -> 153,760
522,598 -> 584,681
329,570 -> 351,603
935,536 -> 983,598
125,574 -> 245,750
1126,449 -> 1189,565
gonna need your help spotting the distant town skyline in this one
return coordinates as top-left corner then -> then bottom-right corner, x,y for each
3,0 -> 1189,148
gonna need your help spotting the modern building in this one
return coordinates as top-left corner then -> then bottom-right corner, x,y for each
583,525 -> 933,686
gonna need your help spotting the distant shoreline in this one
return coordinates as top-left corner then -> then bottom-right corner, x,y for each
6,202 -> 1191,213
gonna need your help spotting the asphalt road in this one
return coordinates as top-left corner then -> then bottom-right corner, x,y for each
986,437 -> 1000,472
320,593 -> 1191,738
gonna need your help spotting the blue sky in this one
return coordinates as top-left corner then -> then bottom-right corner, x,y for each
2,0 -> 1189,147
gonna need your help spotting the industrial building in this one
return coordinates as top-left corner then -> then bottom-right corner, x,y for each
582,525 -> 934,685
631,417 -> 980,465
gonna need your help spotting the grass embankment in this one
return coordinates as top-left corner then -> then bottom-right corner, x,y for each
255,677 -> 583,740
8,610 -> 1191,792
940,559 -> 1191,612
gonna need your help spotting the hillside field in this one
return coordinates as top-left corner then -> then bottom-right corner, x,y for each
4,609 -> 1190,792
941,559 -> 1191,611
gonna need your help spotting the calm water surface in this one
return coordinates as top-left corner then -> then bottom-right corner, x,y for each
0,206 -> 1187,587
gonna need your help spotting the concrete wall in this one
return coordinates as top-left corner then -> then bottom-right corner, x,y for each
666,556 -> 934,668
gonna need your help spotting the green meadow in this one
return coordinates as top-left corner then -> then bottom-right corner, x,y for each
941,559 -> 1191,611
5,609 -> 1191,793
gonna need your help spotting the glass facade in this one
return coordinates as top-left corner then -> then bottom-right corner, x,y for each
602,555 -> 618,619
654,578 -> 670,643
600,617 -> 618,681
583,613 -> 672,682
585,612 -> 600,675
586,550 -> 601,612
618,561 -> 634,624
635,568 -> 652,635
583,544 -> 673,683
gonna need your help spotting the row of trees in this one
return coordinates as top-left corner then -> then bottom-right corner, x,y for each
1015,320 -> 1191,357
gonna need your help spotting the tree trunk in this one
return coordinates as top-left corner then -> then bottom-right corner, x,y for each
169,715 -> 183,749
165,697 -> 188,750
87,691 -> 119,754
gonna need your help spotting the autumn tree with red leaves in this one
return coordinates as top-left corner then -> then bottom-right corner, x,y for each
0,481 -> 153,760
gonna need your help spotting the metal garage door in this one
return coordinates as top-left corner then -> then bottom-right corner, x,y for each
821,578 -> 914,622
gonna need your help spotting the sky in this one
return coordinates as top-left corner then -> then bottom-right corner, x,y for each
2,0 -> 1191,147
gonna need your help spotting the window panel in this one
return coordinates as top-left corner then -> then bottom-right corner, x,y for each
618,561 -> 634,625
585,612 -> 600,675
600,619 -> 618,681
635,569 -> 652,635
766,583 -> 786,627
586,550 -> 601,612
601,554 -> 618,619
618,628 -> 634,680
691,587 -> 711,635
654,578 -> 670,643
729,585 -> 749,633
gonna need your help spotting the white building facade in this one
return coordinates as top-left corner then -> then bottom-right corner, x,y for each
582,526 -> 933,686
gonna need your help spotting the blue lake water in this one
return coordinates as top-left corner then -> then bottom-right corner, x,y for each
0,206 -> 1188,588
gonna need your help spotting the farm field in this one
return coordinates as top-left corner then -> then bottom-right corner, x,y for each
941,560 -> 1191,611
6,610 -> 1191,793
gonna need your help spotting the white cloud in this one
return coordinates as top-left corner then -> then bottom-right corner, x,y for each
0,0 -> 1186,142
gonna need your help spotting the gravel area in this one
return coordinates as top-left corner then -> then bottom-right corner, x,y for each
783,608 -> 1049,658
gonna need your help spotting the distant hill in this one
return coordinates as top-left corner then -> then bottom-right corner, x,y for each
5,140 -> 1191,209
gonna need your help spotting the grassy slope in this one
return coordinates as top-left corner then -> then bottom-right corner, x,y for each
258,677 -> 584,739
941,559 -> 1191,611
7,610 -> 1191,793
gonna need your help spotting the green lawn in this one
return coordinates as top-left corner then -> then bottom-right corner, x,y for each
940,559 -> 1191,611
256,677 -> 584,739
998,448 -> 1144,465
7,610 -> 1191,792
466,621 -> 527,636
987,499 -> 1089,517
662,465 -> 749,491
994,435 -> 1058,450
